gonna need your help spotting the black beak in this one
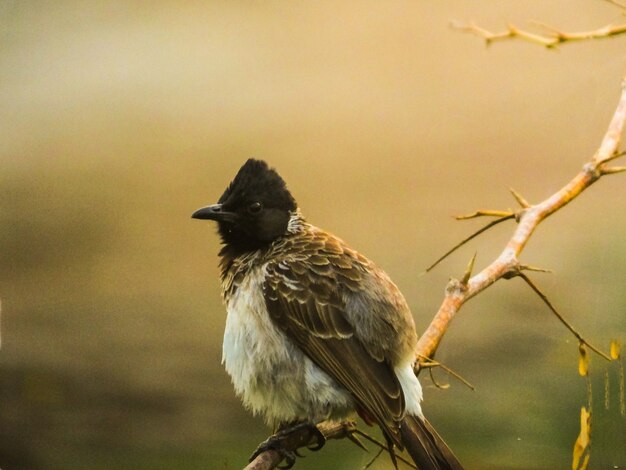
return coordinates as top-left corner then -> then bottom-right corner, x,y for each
191,204 -> 236,221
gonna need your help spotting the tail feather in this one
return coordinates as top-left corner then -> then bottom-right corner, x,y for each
399,415 -> 463,470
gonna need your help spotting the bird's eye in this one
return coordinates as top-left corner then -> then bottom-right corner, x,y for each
247,202 -> 263,214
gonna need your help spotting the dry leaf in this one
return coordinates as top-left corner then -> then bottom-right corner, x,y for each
610,339 -> 621,360
578,343 -> 589,377
572,406 -> 591,470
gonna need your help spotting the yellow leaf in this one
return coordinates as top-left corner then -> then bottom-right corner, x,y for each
572,406 -> 591,470
610,339 -> 621,360
578,343 -> 589,377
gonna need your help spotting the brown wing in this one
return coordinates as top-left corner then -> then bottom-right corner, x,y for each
263,234 -> 406,445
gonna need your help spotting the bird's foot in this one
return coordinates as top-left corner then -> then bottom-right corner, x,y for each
248,422 -> 326,468
285,422 -> 325,451
249,438 -> 297,469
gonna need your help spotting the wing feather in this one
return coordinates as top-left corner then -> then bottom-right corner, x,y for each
263,240 -> 406,445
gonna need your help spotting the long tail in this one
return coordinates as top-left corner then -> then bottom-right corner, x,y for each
399,415 -> 464,470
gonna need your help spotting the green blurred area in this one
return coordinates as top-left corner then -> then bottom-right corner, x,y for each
1,1 -> 625,469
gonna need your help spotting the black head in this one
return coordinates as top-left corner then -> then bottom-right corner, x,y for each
192,159 -> 297,252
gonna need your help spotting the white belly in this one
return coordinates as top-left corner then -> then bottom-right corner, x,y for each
222,266 -> 354,427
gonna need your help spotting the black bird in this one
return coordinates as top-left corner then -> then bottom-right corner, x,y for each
192,159 -> 463,469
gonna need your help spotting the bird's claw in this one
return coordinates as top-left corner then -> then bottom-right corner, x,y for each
305,424 -> 326,451
248,422 -> 326,468
277,451 -> 297,469
280,422 -> 326,451
249,435 -> 297,468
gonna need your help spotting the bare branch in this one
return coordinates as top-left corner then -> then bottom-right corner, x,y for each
417,78 -> 626,364
450,20 -> 557,48
245,421 -> 360,470
594,88 -> 626,165
451,20 -> 626,49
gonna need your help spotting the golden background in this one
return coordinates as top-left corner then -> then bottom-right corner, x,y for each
1,1 -> 625,469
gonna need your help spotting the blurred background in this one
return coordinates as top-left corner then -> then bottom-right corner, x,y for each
1,1 -> 625,469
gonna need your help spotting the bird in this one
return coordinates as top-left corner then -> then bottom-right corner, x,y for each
192,158 -> 463,469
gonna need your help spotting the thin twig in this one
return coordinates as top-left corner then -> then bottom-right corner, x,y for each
461,252 -> 477,285
353,430 -> 417,469
425,214 -> 514,272
428,367 -> 450,389
451,20 -> 626,49
517,273 -> 612,361
602,149 -> 626,163
602,165 -> 626,174
417,354 -> 476,391
509,187 -> 530,208
520,264 -> 553,274
362,448 -> 384,469
455,210 -> 514,220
